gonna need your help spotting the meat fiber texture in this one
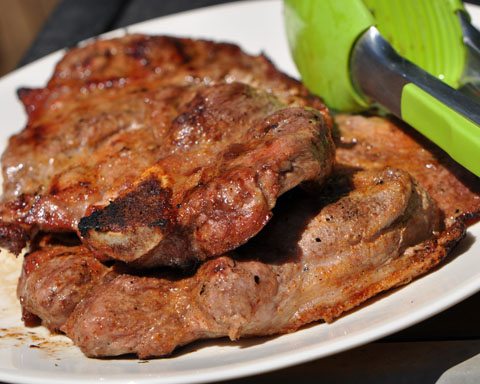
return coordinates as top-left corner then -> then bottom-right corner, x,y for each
0,35 -> 334,268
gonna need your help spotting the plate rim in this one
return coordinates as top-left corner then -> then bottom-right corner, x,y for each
0,1 -> 479,384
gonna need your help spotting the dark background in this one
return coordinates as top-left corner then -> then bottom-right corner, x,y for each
20,0 -> 480,66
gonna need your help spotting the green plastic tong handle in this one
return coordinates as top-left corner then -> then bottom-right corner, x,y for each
403,85 -> 480,176
285,0 -> 480,176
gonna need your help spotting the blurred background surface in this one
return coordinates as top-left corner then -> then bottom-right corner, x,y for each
0,0 -> 58,76
2,0 -> 480,77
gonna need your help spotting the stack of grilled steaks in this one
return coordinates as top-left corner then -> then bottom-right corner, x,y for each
1,35 -> 478,358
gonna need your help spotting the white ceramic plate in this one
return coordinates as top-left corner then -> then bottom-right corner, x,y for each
0,1 -> 479,383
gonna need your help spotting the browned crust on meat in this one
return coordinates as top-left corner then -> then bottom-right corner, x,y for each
334,114 -> 480,221
288,219 -> 465,327
0,222 -> 29,254
79,179 -> 177,235
17,241 -> 116,330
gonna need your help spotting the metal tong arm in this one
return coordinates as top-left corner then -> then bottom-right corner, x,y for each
351,27 -> 480,176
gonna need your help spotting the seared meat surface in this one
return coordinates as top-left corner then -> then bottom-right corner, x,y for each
335,114 -> 480,220
19,168 -> 461,358
17,236 -> 117,330
0,35 -> 334,267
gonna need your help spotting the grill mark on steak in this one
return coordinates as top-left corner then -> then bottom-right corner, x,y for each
18,168 -> 463,358
80,179 -> 176,233
0,35 -> 334,262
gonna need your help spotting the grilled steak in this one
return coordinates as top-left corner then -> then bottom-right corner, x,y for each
18,168 -> 462,358
0,35 -> 334,267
